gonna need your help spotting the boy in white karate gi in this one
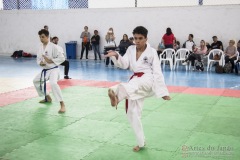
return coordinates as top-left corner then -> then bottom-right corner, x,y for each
105,26 -> 171,152
33,29 -> 66,113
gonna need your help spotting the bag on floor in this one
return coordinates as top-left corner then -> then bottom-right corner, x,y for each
11,50 -> 23,58
195,61 -> 204,71
223,62 -> 232,73
215,64 -> 224,74
22,52 -> 32,57
89,44 -> 92,51
213,54 -> 220,60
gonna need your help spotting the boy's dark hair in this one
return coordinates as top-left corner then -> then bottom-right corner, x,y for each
38,29 -> 49,37
132,26 -> 148,38
44,25 -> 48,28
189,34 -> 194,38
52,36 -> 58,40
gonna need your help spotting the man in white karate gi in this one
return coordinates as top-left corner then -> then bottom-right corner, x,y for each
105,26 -> 171,152
52,36 -> 71,79
33,29 -> 66,113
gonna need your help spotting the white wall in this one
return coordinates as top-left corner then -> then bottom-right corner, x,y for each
137,0 -> 197,7
0,5 -> 239,58
89,0 -> 135,8
0,0 -> 3,10
204,0 -> 240,5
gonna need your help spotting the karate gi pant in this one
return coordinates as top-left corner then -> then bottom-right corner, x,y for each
111,75 -> 153,147
33,68 -> 63,102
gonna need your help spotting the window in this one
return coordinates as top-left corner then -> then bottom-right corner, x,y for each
3,0 -> 88,10
32,0 -> 68,9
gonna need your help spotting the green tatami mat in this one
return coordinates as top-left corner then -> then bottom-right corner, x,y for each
0,86 -> 239,160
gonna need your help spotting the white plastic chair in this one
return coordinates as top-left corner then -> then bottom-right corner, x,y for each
159,48 -> 175,70
207,49 -> 224,71
222,51 -> 240,66
234,51 -> 240,64
174,48 -> 190,70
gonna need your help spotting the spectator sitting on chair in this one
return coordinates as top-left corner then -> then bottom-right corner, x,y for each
210,36 -> 224,51
52,37 -> 71,79
118,34 -> 132,56
206,36 -> 224,63
173,40 -> 180,51
237,40 -> 240,53
182,34 -> 195,53
182,40 -> 207,70
206,42 -> 211,53
234,40 -> 240,74
224,40 -> 238,73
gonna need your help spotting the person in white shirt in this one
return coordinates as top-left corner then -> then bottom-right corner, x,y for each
33,29 -> 66,113
52,36 -> 71,79
182,34 -> 195,52
105,26 -> 171,152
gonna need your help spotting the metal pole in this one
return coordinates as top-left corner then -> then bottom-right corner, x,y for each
135,0 -> 137,7
199,0 -> 203,6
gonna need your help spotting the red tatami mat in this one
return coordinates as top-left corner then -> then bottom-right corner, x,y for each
0,79 -> 239,107
182,87 -> 225,96
222,89 -> 240,98
0,87 -> 37,106
58,79 -> 120,88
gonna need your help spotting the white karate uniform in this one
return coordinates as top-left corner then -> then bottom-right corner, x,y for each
33,42 -> 65,102
55,45 -> 66,58
110,43 -> 169,147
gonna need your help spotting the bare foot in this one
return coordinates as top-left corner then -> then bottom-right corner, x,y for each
133,143 -> 146,152
58,102 -> 66,113
39,95 -> 52,103
108,89 -> 118,107
133,146 -> 141,152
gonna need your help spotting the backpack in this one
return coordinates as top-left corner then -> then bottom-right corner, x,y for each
215,64 -> 224,73
11,50 -> 23,58
223,62 -> 232,73
22,52 -> 32,57
195,61 -> 204,71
